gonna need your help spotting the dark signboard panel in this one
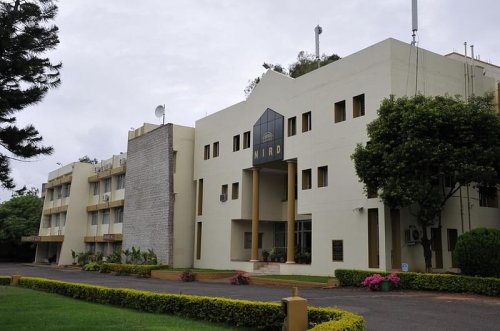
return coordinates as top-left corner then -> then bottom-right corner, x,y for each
253,108 -> 284,165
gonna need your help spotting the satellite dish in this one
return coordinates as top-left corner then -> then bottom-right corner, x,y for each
155,105 -> 165,125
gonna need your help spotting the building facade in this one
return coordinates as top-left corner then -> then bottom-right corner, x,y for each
25,38 -> 500,275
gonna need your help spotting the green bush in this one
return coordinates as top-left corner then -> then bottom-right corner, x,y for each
335,269 -> 500,296
0,276 -> 11,285
17,277 -> 364,330
83,262 -> 101,271
454,228 -> 500,277
99,263 -> 169,277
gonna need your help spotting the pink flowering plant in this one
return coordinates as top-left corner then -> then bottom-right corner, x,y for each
179,270 -> 195,282
362,273 -> 400,291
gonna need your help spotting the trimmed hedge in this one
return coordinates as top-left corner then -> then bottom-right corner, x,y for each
335,269 -> 500,296
18,277 -> 364,330
99,263 -> 169,277
0,276 -> 11,285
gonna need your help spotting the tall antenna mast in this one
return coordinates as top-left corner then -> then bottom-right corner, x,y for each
411,0 -> 418,45
314,25 -> 323,68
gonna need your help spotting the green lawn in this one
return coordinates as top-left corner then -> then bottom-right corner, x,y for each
253,274 -> 333,283
0,286 -> 237,331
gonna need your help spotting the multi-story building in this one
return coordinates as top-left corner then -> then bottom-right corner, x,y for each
24,38 -> 500,275
192,38 -> 500,275
25,123 -> 195,268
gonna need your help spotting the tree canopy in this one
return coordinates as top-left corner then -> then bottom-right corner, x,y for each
351,94 -> 500,271
78,155 -> 98,164
0,0 -> 61,189
244,51 -> 340,96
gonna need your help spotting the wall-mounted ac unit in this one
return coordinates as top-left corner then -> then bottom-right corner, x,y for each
102,194 -> 110,202
220,193 -> 227,202
119,159 -> 127,166
404,225 -> 421,245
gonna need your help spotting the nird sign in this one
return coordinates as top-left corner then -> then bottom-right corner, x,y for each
253,108 -> 284,166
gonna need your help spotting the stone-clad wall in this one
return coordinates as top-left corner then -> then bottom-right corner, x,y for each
122,124 -> 173,265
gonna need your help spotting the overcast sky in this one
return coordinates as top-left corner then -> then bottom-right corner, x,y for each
3,0 -> 499,201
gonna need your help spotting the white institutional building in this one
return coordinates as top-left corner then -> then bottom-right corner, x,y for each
25,38 -> 500,275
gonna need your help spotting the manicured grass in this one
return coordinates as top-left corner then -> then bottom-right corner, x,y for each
0,286 -> 237,331
253,274 -> 333,283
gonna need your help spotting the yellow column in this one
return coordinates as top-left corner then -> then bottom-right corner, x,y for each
287,161 -> 296,264
250,168 -> 260,262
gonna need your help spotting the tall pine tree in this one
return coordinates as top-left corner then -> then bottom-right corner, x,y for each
0,0 -> 60,189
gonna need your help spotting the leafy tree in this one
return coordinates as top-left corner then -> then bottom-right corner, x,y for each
0,0 -> 61,189
244,51 -> 340,96
0,192 -> 42,244
78,155 -> 98,164
352,94 -> 500,272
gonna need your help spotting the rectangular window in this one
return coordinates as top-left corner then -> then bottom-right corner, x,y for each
196,222 -> 202,260
232,182 -> 239,200
318,166 -> 328,188
63,184 -> 71,197
92,182 -> 100,196
447,229 -> 458,252
213,142 -> 219,157
353,94 -> 365,118
173,151 -> 177,173
104,178 -> 111,193
302,111 -> 311,132
302,169 -> 312,190
220,184 -> 228,202
479,187 -> 498,208
335,100 -> 346,123
244,232 -> 263,249
54,213 -> 60,227
233,135 -> 240,152
332,240 -> 344,261
204,144 -> 210,160
288,117 -> 297,136
114,207 -> 123,223
60,213 -> 66,227
102,210 -> 110,225
91,212 -> 98,225
116,174 -> 125,190
243,131 -> 251,149
55,186 -> 62,199
48,189 -> 54,201
367,186 -> 378,199
197,179 -> 204,216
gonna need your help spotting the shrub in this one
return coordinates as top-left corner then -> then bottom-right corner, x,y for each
336,269 -> 500,296
454,228 -> 500,277
17,277 -> 365,330
229,272 -> 249,285
83,262 -> 100,271
0,276 -> 11,285
99,263 -> 168,277
179,270 -> 195,282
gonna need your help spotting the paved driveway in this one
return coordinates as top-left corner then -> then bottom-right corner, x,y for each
1,263 -> 499,330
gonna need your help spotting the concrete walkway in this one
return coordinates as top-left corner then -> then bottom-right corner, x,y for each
1,263 -> 499,331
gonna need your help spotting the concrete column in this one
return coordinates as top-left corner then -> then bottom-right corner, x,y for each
287,161 -> 296,264
250,168 -> 260,262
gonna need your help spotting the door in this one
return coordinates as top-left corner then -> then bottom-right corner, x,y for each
391,209 -> 402,269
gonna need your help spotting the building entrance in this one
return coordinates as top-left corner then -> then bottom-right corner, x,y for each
273,220 -> 311,263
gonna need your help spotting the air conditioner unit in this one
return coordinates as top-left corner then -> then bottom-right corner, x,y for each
102,194 -> 110,202
404,225 -> 421,245
220,193 -> 227,202
119,159 -> 127,166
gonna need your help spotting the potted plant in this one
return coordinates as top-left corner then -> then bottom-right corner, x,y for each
71,250 -> 78,265
262,250 -> 269,262
269,247 -> 276,262
362,273 -> 400,291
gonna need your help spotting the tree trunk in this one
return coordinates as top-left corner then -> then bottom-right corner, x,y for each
421,227 -> 432,272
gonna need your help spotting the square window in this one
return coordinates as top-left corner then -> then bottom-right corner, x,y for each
213,142 -> 219,157
302,169 -> 312,190
204,144 -> 210,160
233,135 -> 240,152
479,186 -> 498,208
335,100 -> 346,123
367,186 -> 378,199
302,112 -> 311,132
232,182 -> 239,200
353,94 -> 365,118
243,131 -> 251,149
318,166 -> 328,187
332,240 -> 344,261
288,117 -> 297,136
